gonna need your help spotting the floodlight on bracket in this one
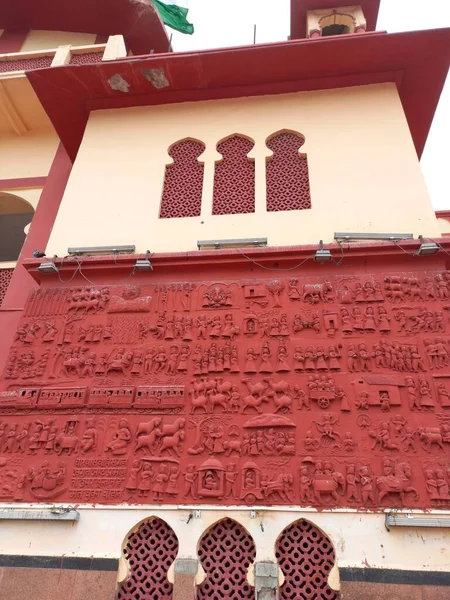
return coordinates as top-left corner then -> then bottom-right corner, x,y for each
134,250 -> 153,271
38,256 -> 59,274
314,240 -> 332,262
416,235 -> 439,256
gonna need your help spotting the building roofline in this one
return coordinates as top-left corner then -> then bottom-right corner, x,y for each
27,27 -> 450,162
0,0 -> 170,55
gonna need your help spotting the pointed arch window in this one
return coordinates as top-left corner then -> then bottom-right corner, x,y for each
266,131 -> 311,212
160,138 -> 205,218
213,135 -> 255,215
118,517 -> 179,599
197,518 -> 256,599
276,519 -> 339,599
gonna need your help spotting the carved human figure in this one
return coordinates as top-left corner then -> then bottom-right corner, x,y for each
165,467 -> 180,497
224,463 -> 239,499
346,465 -> 360,503
106,419 -> 132,455
4,424 -> 17,453
359,466 -> 375,505
299,466 -> 313,503
401,427 -> 417,453
81,419 -> 98,454
183,465 -> 197,498
138,463 -> 154,497
15,424 -> 30,453
125,460 -> 142,492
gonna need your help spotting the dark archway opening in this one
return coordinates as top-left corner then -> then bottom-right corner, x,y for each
0,193 -> 34,261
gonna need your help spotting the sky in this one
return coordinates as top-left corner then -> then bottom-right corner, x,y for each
169,0 -> 450,210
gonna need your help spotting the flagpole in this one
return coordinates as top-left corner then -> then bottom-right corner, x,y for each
253,24 -> 257,44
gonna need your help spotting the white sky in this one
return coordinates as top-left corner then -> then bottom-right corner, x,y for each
170,0 -> 450,210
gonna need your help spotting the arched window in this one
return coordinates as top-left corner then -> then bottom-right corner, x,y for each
213,135 -> 255,215
276,519 -> 339,599
266,131 -> 311,212
118,517 -> 179,599
319,13 -> 355,36
160,138 -> 205,218
197,518 -> 256,599
0,193 -> 34,261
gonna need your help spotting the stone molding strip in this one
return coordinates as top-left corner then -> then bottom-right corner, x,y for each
0,555 -> 118,571
340,568 -> 450,586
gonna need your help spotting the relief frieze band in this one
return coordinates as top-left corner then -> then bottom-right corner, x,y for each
1,272 -> 450,508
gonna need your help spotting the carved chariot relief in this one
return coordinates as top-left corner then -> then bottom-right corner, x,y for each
1,272 -> 450,507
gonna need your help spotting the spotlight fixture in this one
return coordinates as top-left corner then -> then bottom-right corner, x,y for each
314,240 -> 332,262
67,245 -> 136,256
134,251 -> 153,271
0,506 -> 79,521
385,513 -> 450,531
334,232 -> 414,242
38,258 -> 59,274
197,238 -> 268,250
417,236 -> 439,256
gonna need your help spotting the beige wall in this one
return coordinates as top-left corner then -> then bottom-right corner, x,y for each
437,217 -> 450,235
21,30 -> 97,52
46,83 -> 441,256
0,132 -> 58,179
1,506 -> 449,578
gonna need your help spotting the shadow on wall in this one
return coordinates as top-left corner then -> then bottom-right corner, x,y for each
0,193 -> 35,262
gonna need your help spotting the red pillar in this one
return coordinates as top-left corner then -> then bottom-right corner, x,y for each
0,143 -> 72,371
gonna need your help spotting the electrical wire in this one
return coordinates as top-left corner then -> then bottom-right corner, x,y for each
235,247 -> 317,271
392,240 -> 418,257
73,255 -> 140,286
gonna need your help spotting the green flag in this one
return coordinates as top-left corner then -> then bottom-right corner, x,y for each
152,0 -> 194,35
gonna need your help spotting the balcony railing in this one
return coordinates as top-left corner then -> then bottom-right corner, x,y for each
0,35 -> 127,78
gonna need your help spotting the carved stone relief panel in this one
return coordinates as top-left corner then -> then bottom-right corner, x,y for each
1,272 -> 450,507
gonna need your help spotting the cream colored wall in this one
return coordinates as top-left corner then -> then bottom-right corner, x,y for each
46,83 -> 441,256
21,30 -> 97,52
0,506 -> 449,577
437,218 -> 450,235
0,132 -> 58,179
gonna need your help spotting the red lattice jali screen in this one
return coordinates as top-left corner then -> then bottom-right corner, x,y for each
118,518 -> 179,600
0,56 -> 53,73
276,520 -> 339,600
197,518 -> 256,600
69,51 -> 104,65
0,268 -> 13,306
213,136 -> 255,215
160,139 -> 205,218
266,132 -> 311,212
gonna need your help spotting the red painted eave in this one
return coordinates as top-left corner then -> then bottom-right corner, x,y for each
0,0 -> 170,55
27,28 -> 450,162
290,0 -> 381,39
22,237 -> 450,284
